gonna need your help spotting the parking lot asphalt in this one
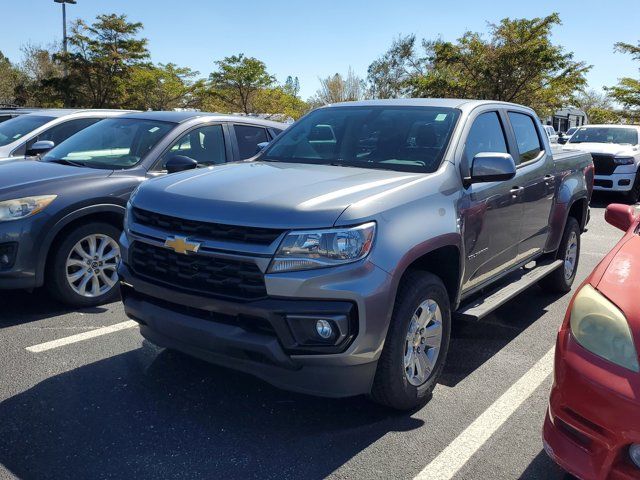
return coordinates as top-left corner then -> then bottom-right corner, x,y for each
0,195 -> 626,480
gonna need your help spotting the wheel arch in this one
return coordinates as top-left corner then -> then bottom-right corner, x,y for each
36,204 -> 125,285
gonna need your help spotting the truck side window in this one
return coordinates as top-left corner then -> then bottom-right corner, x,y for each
465,112 -> 508,168
161,124 -> 226,168
508,112 -> 542,163
234,125 -> 269,159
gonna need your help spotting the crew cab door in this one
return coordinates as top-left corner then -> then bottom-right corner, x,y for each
505,111 -> 555,260
459,110 -> 524,291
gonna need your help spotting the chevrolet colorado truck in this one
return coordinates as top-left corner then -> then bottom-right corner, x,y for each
119,99 -> 593,410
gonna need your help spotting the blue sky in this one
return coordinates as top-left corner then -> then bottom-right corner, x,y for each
3,0 -> 639,99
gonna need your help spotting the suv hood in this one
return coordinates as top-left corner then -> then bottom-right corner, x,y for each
0,160 -> 112,200
563,142 -> 640,157
132,161 -> 424,228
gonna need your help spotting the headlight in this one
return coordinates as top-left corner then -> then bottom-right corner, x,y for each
570,284 -> 639,372
0,195 -> 57,222
614,156 -> 635,165
268,222 -> 376,273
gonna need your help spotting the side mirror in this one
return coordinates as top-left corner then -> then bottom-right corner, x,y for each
26,140 -> 55,157
255,141 -> 269,154
468,152 -> 516,184
605,203 -> 637,231
165,155 -> 197,174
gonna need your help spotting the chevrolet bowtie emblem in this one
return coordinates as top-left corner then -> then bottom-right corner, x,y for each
164,235 -> 201,255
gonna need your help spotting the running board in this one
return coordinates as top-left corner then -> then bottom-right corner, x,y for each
455,259 -> 563,321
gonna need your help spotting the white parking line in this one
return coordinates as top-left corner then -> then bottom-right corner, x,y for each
414,347 -> 555,480
26,320 -> 138,353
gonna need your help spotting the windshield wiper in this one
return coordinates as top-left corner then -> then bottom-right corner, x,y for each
43,158 -> 87,167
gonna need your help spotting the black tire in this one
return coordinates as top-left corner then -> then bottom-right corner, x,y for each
370,271 -> 451,410
47,222 -> 122,307
623,173 -> 640,204
538,217 -> 580,294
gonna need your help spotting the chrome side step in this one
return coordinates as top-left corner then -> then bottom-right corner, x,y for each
455,259 -> 563,321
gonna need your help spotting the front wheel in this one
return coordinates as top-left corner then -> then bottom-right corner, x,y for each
538,217 -> 580,294
623,172 -> 640,204
47,222 -> 122,307
370,271 -> 451,410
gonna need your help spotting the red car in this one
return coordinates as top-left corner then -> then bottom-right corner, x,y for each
544,203 -> 640,480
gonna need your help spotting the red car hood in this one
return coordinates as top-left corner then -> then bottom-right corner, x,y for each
593,231 -> 640,340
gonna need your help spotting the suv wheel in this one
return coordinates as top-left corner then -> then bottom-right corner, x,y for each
538,217 -> 580,294
370,271 -> 451,410
48,222 -> 122,307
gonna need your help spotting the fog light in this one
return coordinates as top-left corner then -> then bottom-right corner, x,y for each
315,319 -> 333,339
630,444 -> 640,469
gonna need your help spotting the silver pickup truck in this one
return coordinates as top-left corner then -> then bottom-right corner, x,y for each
119,99 -> 593,410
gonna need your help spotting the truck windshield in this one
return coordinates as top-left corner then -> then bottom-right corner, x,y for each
569,127 -> 639,145
0,115 -> 54,146
41,118 -> 175,169
262,106 -> 460,173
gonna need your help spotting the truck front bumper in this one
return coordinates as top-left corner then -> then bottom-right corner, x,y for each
118,260 -> 394,398
593,173 -> 636,192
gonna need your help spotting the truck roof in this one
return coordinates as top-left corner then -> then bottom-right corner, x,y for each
323,98 -> 530,110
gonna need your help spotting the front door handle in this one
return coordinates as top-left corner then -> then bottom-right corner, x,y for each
510,186 -> 524,198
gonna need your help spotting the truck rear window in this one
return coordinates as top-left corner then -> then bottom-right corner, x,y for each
262,106 -> 460,173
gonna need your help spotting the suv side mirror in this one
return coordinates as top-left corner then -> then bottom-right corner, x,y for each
468,152 -> 516,184
26,140 -> 55,157
605,203 -> 637,231
255,141 -> 269,154
165,155 -> 198,174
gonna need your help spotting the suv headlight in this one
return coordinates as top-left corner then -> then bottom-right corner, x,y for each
268,222 -> 376,273
0,195 -> 57,222
614,156 -> 635,165
570,284 -> 639,372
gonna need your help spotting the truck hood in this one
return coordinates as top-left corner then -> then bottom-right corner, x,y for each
563,142 -> 640,157
0,160 -> 112,200
132,161 -> 424,228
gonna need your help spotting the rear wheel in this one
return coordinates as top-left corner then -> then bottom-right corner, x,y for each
370,271 -> 451,410
48,222 -> 122,307
538,217 -> 580,294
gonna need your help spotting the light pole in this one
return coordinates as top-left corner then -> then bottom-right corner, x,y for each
54,0 -> 76,59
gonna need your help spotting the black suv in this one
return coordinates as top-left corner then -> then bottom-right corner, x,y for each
0,111 -> 286,306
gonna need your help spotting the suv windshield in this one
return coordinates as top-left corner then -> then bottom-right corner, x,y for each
569,127 -> 639,145
42,118 -> 175,169
0,115 -> 54,146
262,106 -> 460,173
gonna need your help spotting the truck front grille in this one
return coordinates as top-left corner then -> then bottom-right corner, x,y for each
591,154 -> 616,176
129,242 -> 267,300
132,208 -> 284,245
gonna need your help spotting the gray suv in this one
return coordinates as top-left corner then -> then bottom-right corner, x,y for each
119,99 -> 592,410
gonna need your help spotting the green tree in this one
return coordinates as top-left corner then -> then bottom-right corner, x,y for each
607,41 -> 640,116
572,89 -> 621,124
125,63 -> 204,110
15,43 -> 64,107
368,14 -> 590,116
310,67 -> 366,107
253,86 -> 309,120
208,54 -> 275,114
0,51 -> 25,105
59,13 -> 149,107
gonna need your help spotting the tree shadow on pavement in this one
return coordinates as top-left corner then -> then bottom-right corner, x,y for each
0,342 -> 423,480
